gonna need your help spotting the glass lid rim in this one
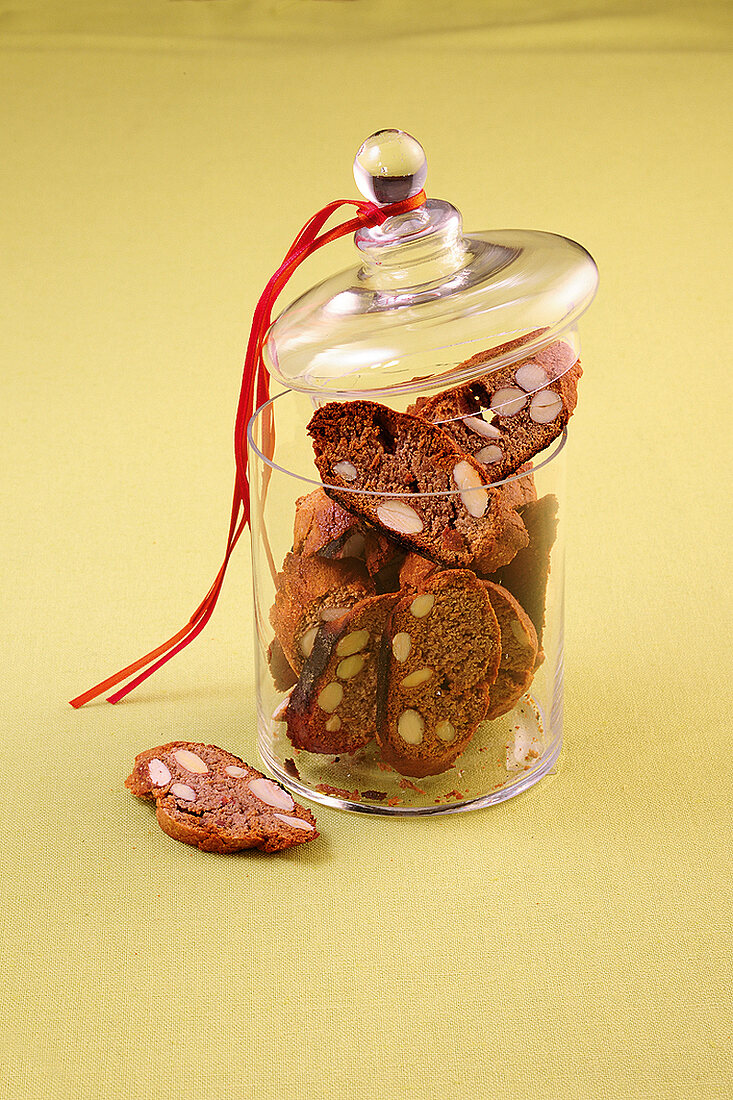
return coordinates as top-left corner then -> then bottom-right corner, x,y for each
246,391 -> 567,498
265,323 -> 585,401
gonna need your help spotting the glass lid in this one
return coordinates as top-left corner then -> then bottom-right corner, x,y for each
264,130 -> 599,399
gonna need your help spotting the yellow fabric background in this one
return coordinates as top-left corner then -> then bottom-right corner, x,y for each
2,3 -> 732,1098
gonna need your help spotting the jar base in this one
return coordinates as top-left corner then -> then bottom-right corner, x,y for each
258,693 -> 562,817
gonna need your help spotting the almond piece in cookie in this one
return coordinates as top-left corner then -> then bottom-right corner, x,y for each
375,570 -> 501,777
307,400 -> 528,574
125,742 -> 318,853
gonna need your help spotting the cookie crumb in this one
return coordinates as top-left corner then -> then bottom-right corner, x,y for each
315,783 -> 354,800
398,778 -> 426,794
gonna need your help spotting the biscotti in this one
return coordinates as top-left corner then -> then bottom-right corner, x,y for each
126,742 -> 318,853
407,340 -> 581,481
307,399 -> 528,573
285,593 -> 399,754
482,581 -> 538,719
256,329 -> 577,802
491,494 -> 559,663
397,565 -> 539,720
496,463 -> 538,510
375,570 -> 501,776
292,488 -> 396,578
270,552 -> 375,674
292,487 -> 358,557
398,552 -> 437,591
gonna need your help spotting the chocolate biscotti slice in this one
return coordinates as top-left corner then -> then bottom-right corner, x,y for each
307,400 -> 528,574
270,552 -> 376,675
285,593 -> 399,755
393,452 -> 534,590
397,565 -> 538,720
375,570 -> 501,777
491,494 -> 559,665
393,472 -> 535,578
407,340 -> 581,481
482,581 -> 538,719
126,742 -> 317,853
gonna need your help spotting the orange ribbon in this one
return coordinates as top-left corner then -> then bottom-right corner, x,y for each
70,189 -> 427,708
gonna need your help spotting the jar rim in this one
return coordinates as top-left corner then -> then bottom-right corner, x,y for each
247,391 -> 567,498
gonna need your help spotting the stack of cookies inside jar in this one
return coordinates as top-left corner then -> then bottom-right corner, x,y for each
264,330 -> 578,809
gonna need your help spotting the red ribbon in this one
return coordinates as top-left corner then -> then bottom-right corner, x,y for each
70,189 -> 427,708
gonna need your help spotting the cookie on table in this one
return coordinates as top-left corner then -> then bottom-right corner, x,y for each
284,593 -> 399,755
270,552 -> 375,675
375,570 -> 501,777
292,488 -> 396,578
126,742 -> 318,853
491,494 -> 559,665
407,340 -> 581,482
481,581 -> 538,719
307,400 -> 528,574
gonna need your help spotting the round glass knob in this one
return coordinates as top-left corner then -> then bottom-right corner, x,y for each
353,129 -> 428,207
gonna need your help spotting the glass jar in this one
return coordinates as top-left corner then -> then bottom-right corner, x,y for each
247,130 -> 597,815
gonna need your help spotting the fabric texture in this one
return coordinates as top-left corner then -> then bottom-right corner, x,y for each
1,3 -> 731,1098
